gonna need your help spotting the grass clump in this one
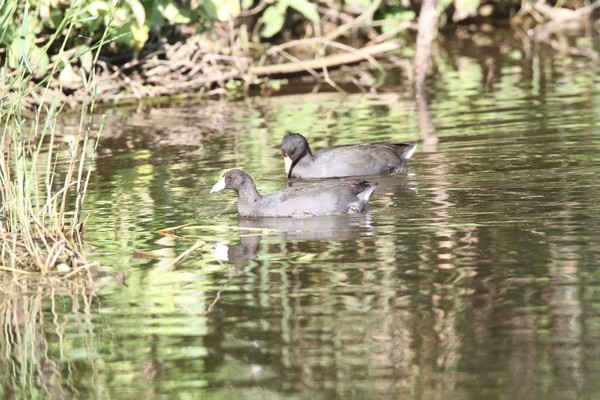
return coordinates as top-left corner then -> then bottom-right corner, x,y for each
0,1 -> 110,276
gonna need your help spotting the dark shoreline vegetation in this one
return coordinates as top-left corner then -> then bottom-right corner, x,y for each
1,0 -> 599,277
2,0 -> 600,108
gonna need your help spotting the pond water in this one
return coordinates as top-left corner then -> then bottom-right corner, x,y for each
3,34 -> 600,399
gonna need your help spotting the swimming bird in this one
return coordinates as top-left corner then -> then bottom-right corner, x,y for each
210,169 -> 377,218
280,131 -> 417,179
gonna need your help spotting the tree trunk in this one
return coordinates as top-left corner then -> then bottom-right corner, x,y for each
414,0 -> 438,97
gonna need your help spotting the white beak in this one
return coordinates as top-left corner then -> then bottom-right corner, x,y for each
210,177 -> 226,193
283,155 -> 293,177
404,143 -> 417,160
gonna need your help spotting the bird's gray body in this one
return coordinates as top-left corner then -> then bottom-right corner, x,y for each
211,170 -> 377,218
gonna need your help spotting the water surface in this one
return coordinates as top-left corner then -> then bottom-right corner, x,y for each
2,34 -> 600,399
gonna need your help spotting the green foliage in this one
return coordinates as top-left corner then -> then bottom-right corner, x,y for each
0,0 -> 490,77
0,0 -> 203,73
225,79 -> 245,98
380,4 -> 416,34
259,0 -> 319,38
8,32 -> 50,78
260,1 -> 288,38
204,0 -> 241,21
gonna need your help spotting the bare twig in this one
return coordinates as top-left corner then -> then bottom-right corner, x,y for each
166,240 -> 206,270
240,0 -> 270,16
255,40 -> 400,76
325,0 -> 382,41
367,22 -> 414,45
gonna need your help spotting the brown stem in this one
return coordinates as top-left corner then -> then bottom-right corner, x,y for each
414,0 -> 438,97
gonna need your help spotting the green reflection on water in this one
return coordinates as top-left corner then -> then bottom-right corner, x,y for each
3,31 -> 600,400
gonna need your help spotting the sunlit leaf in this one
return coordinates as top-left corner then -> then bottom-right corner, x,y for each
203,0 -> 217,20
78,45 -> 93,72
125,0 -> 146,26
39,0 -> 51,25
24,14 -> 44,34
8,33 -> 50,78
438,0 -> 453,9
381,10 -> 414,34
225,79 -> 244,92
59,61 -> 82,87
130,22 -> 150,49
160,3 -> 191,24
203,0 -> 241,21
222,0 -> 241,21
398,10 -> 416,21
345,0 -> 371,11
0,2 -> 16,31
88,1 -> 112,17
260,2 -> 287,38
269,78 -> 288,91
0,24 -> 15,46
288,0 -> 319,22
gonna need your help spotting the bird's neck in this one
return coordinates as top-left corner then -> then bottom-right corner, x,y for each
236,182 -> 262,210
298,147 -> 314,165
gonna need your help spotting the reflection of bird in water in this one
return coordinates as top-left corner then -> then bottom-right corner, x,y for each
213,214 -> 375,261
213,234 -> 261,262
239,214 -> 375,241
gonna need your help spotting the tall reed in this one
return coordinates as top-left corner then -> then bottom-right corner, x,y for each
0,0 -> 111,275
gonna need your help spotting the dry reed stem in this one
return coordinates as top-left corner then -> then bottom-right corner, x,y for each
166,240 -> 207,270
324,0 -> 382,42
